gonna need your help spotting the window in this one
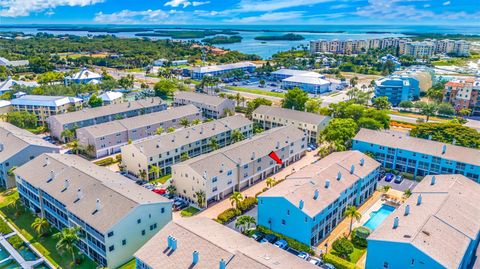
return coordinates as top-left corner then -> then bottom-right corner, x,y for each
227,170 -> 233,176
122,239 -> 126,246
109,245 -> 114,252
212,177 -> 217,183
282,219 -> 286,225
107,231 -> 114,237
161,208 -> 165,213
383,262 -> 389,268
141,230 -> 146,236
137,218 -> 141,224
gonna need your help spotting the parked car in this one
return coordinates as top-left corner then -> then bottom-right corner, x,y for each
251,231 -> 265,242
384,173 -> 395,182
273,239 -> 288,249
309,257 -> 322,266
260,234 -> 277,243
297,252 -> 310,260
323,263 -> 335,269
173,200 -> 188,211
286,248 -> 300,256
394,175 -> 404,184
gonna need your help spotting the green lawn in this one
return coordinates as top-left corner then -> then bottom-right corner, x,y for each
118,258 -> 136,269
151,174 -> 172,184
0,189 -> 97,269
180,206 -> 200,217
226,86 -> 285,98
432,54 -> 480,67
331,245 -> 366,264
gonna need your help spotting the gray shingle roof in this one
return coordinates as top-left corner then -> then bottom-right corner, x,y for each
353,128 -> 480,166
260,151 -> 380,217
134,217 -> 317,269
253,105 -> 329,126
369,174 -> 480,269
14,153 -> 170,233
174,91 -> 231,107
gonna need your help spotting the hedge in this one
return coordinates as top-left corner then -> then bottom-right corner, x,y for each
7,234 -> 24,249
216,208 -> 241,224
237,197 -> 257,212
0,219 -> 13,235
257,226 -> 314,255
94,157 -> 114,166
323,253 -> 360,269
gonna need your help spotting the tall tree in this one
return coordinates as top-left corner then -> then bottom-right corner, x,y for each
54,227 -> 80,265
282,87 -> 309,111
344,206 -> 362,235
31,217 -> 50,237
230,129 -> 245,143
372,96 -> 391,110
229,191 -> 244,210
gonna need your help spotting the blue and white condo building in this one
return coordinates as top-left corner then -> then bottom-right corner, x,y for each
353,128 -> 480,182
14,154 -> 172,268
366,174 -> 480,269
271,69 -> 332,94
258,151 -> 380,246
191,62 -> 256,79
374,75 -> 420,106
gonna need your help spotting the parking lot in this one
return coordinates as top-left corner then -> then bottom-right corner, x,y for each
378,174 -> 418,192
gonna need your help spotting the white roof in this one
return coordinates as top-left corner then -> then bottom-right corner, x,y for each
0,57 -> 29,67
68,68 -> 102,80
0,78 -> 38,92
193,62 -> 256,74
98,91 -> 123,102
272,69 -> 322,78
11,95 -> 82,107
0,100 -> 11,108
283,75 -> 331,86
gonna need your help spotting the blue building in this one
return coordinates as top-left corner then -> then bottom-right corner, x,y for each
64,68 -> 103,85
352,128 -> 480,182
380,54 -> 401,69
374,75 -> 420,106
14,154 -> 172,268
271,69 -> 332,94
257,151 -> 380,246
366,174 -> 480,269
191,62 -> 256,79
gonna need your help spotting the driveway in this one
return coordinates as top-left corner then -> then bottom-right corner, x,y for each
378,177 -> 417,192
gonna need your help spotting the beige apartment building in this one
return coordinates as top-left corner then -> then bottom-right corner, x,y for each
76,105 -> 202,158
171,125 -> 307,206
173,91 -> 235,119
48,97 -> 167,141
252,105 -> 330,143
121,115 -> 252,179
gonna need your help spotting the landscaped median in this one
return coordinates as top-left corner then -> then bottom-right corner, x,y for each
225,86 -> 285,98
215,196 -> 257,224
0,189 -> 97,269
324,227 -> 369,269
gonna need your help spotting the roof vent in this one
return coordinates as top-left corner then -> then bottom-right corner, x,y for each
251,152 -> 255,161
172,135 -> 176,143
203,171 -> 207,179
47,170 -> 55,183
350,164 -> 355,174
360,158 -> 365,166
96,198 -> 102,211
313,189 -> 319,200
442,144 -> 446,154
171,237 -> 177,251
325,179 -> 330,189
219,259 -> 226,269
337,171 -> 342,181
76,188 -> 83,201
430,176 -> 436,185
63,179 -> 70,191
212,123 -> 216,130
200,126 -> 204,134
404,204 -> 410,216
0,143 -> 4,152
186,131 -> 190,138
45,157 -> 50,167
393,217 -> 399,229
417,194 -> 422,206
299,199 -> 304,209
220,163 -> 224,173
139,146 -> 144,153
192,251 -> 199,265
275,141 -> 280,149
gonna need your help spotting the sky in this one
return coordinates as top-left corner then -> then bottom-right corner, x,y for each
0,0 -> 479,25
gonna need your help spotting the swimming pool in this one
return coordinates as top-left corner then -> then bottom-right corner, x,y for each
363,204 -> 396,231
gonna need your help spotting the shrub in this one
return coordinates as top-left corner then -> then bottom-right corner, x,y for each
332,237 -> 354,259
352,227 -> 370,239
115,154 -> 122,162
7,235 -> 24,249
216,208 -> 241,224
94,157 -> 114,166
262,187 -> 269,192
257,226 -> 314,255
237,197 -> 257,212
0,219 -> 13,235
254,191 -> 263,198
323,253 -> 360,269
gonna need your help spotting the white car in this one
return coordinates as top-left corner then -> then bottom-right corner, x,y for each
309,257 -> 322,266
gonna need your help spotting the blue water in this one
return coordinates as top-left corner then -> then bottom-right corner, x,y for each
363,204 -> 396,231
1,24 -> 478,59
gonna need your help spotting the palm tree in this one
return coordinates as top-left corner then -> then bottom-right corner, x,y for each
138,169 -> 147,181
86,144 -> 96,157
208,138 -> 219,151
61,129 -> 74,143
235,93 -> 241,106
156,127 -> 164,135
167,127 -> 175,133
229,191 -> 244,210
54,227 -> 80,266
8,199 -> 22,218
344,205 -> 362,236
67,140 -> 80,154
380,185 -> 391,193
191,119 -> 201,125
149,166 -> 160,180
403,189 -> 412,199
31,217 -> 50,237
166,185 -> 176,196
235,216 -> 247,232
180,118 -> 190,128
266,177 -> 275,188
180,152 -> 190,161
242,215 -> 256,231
195,190 -> 206,208
230,130 -> 245,144
235,215 -> 256,233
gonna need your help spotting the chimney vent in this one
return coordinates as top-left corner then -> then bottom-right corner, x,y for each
77,188 -> 83,200
167,235 -> 173,248
405,204 -> 410,216
360,158 -> 365,166
219,259 -> 226,269
393,217 -> 399,229
325,179 -> 330,189
251,152 -> 255,161
96,199 -> 102,211
172,135 -> 176,142
350,164 -> 355,174
220,163 -> 224,173
45,157 -> 50,166
0,143 -> 4,152
299,199 -> 304,209
337,171 -> 342,181
313,189 -> 319,200
139,146 -> 144,153
48,170 -> 55,182
442,144 -> 447,154
430,176 -> 436,185
417,194 -> 422,206
192,251 -> 199,265
171,238 -> 177,251
64,179 -> 70,190
275,141 -> 280,149
203,171 -> 207,179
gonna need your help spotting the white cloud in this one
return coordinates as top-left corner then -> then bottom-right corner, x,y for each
0,0 -> 104,17
237,0 -> 336,12
94,9 -> 170,24
356,0 -> 434,20
443,1 -> 450,5
423,4 -> 430,8
164,0 -> 191,8
330,4 -> 349,10
224,11 -> 304,23
192,1 -> 210,7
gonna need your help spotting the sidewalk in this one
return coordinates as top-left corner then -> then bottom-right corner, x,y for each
198,151 -> 319,219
